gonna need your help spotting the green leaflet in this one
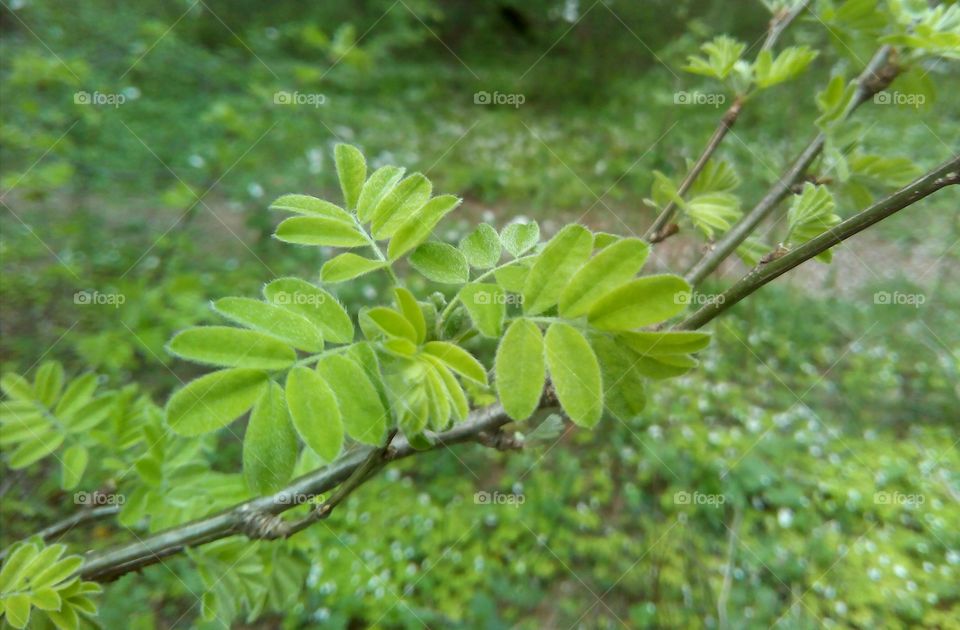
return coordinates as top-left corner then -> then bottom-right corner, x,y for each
587,275 -> 691,331
423,360 -> 452,430
523,224 -> 593,315
370,173 -> 432,239
274,216 -> 369,248
213,297 -> 323,352
364,306 -> 418,342
592,232 -> 620,250
459,283 -> 506,338
422,341 -> 488,385
166,368 -> 269,436
1,372 -> 34,401
316,354 -> 387,445
459,223 -> 502,268
409,242 -> 469,284
494,319 -> 546,421
394,288 -> 426,344
683,35 -> 746,79
269,194 -> 354,222
54,372 -> 97,419
633,353 -> 699,379
320,253 -> 388,283
64,395 -> 115,432
8,431 -> 64,469
285,367 -> 343,462
60,444 -> 88,490
34,361 -> 64,407
422,355 -> 469,422
357,165 -> 405,222
387,194 -> 461,260
334,143 -> 366,210
494,259 -> 532,293
591,335 -> 647,422
559,237 -> 649,318
168,327 -> 296,370
544,322 -> 603,428
753,45 -> 818,89
619,330 -> 711,355
500,221 -> 540,257
263,278 -> 354,344
384,358 -> 430,437
243,382 -> 298,494
346,341 -> 391,411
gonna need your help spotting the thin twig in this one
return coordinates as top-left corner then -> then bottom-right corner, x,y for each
684,45 -> 898,286
679,155 -> 959,329
644,0 -> 810,243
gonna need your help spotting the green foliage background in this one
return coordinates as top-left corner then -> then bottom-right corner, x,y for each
1,0 -> 958,628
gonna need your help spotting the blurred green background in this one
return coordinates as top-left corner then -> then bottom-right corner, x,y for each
1,0 -> 958,627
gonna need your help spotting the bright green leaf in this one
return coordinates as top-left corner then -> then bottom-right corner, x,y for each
587,275 -> 691,331
168,327 -> 296,370
334,144 -> 366,210
263,278 -> 354,344
166,369 -> 269,436
495,319 -> 545,421
387,195 -> 461,260
459,224 -> 502,269
409,242 -> 469,284
522,224 -> 593,315
500,221 -> 540,257
544,323 -> 603,428
316,355 -> 387,445
320,253 -> 388,283
285,367 -> 343,462
243,382 -> 298,494
559,238 -> 649,318
422,341 -> 488,385
459,283 -> 506,338
274,216 -> 368,248
213,297 -> 323,352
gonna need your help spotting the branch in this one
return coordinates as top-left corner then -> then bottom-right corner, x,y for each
678,154 -> 959,330
69,152 -> 957,581
644,0 -> 810,243
78,402 -> 527,582
684,45 -> 899,286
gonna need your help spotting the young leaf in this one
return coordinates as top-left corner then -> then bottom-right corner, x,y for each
587,275 -> 691,331
683,35 -> 746,79
685,192 -> 742,239
0,373 -> 33,401
394,288 -> 426,344
423,362 -> 452,430
459,283 -> 506,338
269,194 -> 354,222
9,431 -> 64,469
54,373 -> 97,419
33,361 -> 64,407
274,216 -> 369,248
753,46 -> 818,89
459,224 -> 502,269
387,194 -> 461,260
320,253 -> 388,283
422,341 -> 488,385
559,238 -> 649,318
263,278 -> 354,344
494,260 -> 532,293
243,382 -> 298,494
494,319 -> 546,421
316,355 -> 387,445
334,144 -> 366,210
357,165 -> 405,222
544,323 -> 603,428
522,224 -> 593,315
633,353 -> 699,379
500,221 -> 540,257
166,368 -> 269,436
213,297 -> 324,352
786,183 -> 841,261
60,444 -> 88,490
285,367 -> 343,462
370,173 -> 432,239
591,335 -> 647,422
364,306 -> 418,342
619,330 -> 712,355
422,355 -> 469,422
409,242 -> 470,284
168,327 -> 296,370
